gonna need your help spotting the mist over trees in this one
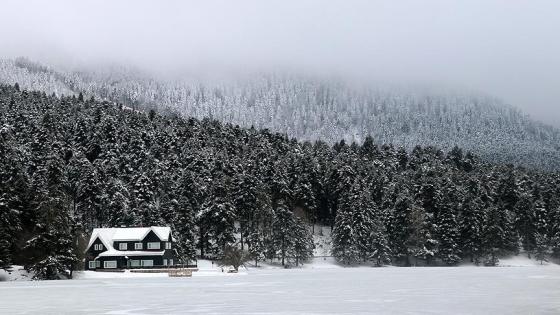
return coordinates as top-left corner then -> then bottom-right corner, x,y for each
2,58 -> 560,172
1,84 -> 560,279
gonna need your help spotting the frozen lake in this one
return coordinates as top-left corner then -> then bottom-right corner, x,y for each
1,266 -> 560,314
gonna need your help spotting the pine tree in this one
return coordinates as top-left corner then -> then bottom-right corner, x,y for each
247,231 -> 266,267
292,218 -> 314,266
104,178 -> 132,227
197,184 -> 236,258
25,159 -> 79,279
460,195 -> 486,264
515,193 -> 536,256
232,173 -> 260,250
482,205 -> 516,266
388,195 -> 413,266
534,233 -> 551,264
131,173 -> 155,226
271,200 -> 312,266
78,166 -> 105,229
436,200 -> 461,265
170,198 -> 197,264
271,201 -> 294,266
332,184 -> 362,264
408,204 -> 436,266
370,215 -> 392,267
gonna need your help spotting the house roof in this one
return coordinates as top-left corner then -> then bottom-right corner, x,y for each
97,250 -> 165,258
86,226 -> 173,252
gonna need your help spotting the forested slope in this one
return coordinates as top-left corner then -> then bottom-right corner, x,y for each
1,84 -> 560,279
1,58 -> 560,171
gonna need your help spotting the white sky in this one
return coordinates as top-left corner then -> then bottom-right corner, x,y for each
1,0 -> 559,125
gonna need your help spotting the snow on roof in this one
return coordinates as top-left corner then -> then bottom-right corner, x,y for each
97,250 -> 165,258
86,226 -> 172,251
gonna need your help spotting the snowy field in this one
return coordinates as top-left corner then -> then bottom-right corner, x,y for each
1,260 -> 560,314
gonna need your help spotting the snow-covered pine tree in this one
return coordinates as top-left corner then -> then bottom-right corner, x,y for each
352,190 -> 379,263
131,173 -> 155,226
78,165 -> 105,229
370,207 -> 392,267
247,231 -> 266,267
435,193 -> 461,265
332,183 -> 361,265
292,217 -> 314,267
271,200 -> 311,266
534,232 -> 551,264
168,198 -> 196,265
408,204 -> 437,266
104,178 -> 132,227
25,158 -> 79,279
271,200 -> 294,266
289,152 -> 318,224
482,204 -> 517,266
460,192 -> 486,264
388,194 -> 414,266
514,193 -> 536,256
232,173 -> 260,250
0,127 -> 24,270
197,184 -> 236,258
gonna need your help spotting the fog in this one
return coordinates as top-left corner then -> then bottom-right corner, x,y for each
1,0 -> 559,126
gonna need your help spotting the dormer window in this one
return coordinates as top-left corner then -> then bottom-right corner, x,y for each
134,243 -> 143,250
165,242 -> 171,249
119,243 -> 128,250
94,244 -> 103,251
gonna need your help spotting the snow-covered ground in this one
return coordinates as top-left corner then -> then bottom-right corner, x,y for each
0,266 -> 33,281
1,260 -> 559,314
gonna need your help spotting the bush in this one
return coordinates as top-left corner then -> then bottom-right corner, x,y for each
219,246 -> 251,271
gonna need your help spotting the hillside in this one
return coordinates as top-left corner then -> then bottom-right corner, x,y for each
1,58 -> 559,171
1,84 -> 560,279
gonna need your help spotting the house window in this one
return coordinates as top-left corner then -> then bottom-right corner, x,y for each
119,243 -> 128,250
141,260 -> 153,267
165,242 -> 171,249
130,260 -> 140,267
96,260 -> 101,268
94,244 -> 103,251
169,259 -> 173,266
163,259 -> 168,266
104,261 -> 117,269
147,242 -> 160,250
89,261 -> 96,269
134,243 -> 143,250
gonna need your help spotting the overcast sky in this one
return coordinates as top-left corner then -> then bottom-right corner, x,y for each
1,0 -> 559,125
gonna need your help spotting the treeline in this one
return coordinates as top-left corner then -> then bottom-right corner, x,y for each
0,84 -> 559,279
